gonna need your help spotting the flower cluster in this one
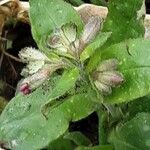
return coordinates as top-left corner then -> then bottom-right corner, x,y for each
93,59 -> 124,95
17,47 -> 64,95
47,16 -> 102,58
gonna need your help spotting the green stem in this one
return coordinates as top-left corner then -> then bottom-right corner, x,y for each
104,104 -> 123,120
97,105 -> 108,145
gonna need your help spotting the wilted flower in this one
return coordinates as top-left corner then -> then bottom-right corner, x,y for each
18,47 -> 50,77
19,64 -> 51,94
47,16 -> 102,58
93,59 -> 124,95
17,47 -> 65,95
79,16 -> 102,51
47,23 -> 78,56
18,63 -> 64,95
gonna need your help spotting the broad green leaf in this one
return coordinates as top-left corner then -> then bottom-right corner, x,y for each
89,0 -> 145,69
65,0 -> 84,6
29,0 -> 83,55
41,67 -> 80,113
75,145 -> 114,150
102,0 -> 144,45
90,0 -> 107,6
48,136 -> 76,150
128,95 -> 150,118
47,67 -> 79,100
0,86 -> 98,150
64,131 -> 92,146
80,32 -> 111,62
109,113 -> 150,150
88,39 -> 150,104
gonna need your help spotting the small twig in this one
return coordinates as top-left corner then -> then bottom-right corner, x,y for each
0,52 -> 4,69
5,82 -> 16,90
3,51 -> 22,62
6,56 -> 18,78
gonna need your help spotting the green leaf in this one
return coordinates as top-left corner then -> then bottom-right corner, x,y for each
109,113 -> 150,150
47,68 -> 79,100
102,0 -> 144,45
128,95 -> 150,118
65,0 -> 84,6
0,86 -> 98,150
80,32 -> 111,62
41,67 -> 80,114
88,39 -> 150,104
75,145 -> 114,150
48,136 -> 76,150
89,0 -> 145,69
29,0 -> 83,55
64,131 -> 92,146
90,0 -> 107,6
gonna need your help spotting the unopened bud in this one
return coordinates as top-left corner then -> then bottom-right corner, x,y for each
97,59 -> 119,72
98,71 -> 124,87
93,58 -> 124,96
18,63 -> 64,95
20,83 -> 31,95
94,80 -> 112,95
47,23 -> 77,55
61,23 -> 77,43
19,47 -> 49,62
48,35 -> 61,48
80,16 -> 102,47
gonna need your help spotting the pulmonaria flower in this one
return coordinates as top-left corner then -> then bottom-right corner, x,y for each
47,23 -> 78,56
92,59 -> 124,95
79,16 -> 102,52
18,64 -> 53,95
47,16 -> 102,58
17,47 -> 64,95
18,47 -> 50,77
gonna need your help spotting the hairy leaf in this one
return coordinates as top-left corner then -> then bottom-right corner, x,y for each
128,95 -> 150,118
89,0 -> 145,68
75,145 -> 114,150
109,113 -> 150,150
29,0 -> 83,55
103,0 -> 145,45
48,137 -> 76,150
80,32 -> 111,62
0,86 -> 98,149
88,39 -> 150,104
64,131 -> 92,146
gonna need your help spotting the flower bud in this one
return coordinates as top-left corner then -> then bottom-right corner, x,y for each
94,80 -> 112,95
97,71 -> 124,87
96,59 -> 119,72
61,23 -> 77,43
19,65 -> 50,94
19,47 -> 51,77
20,83 -> 31,95
47,23 -> 77,55
93,58 -> 124,96
18,63 -> 64,95
80,16 -> 102,48
19,47 -> 49,62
